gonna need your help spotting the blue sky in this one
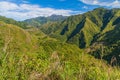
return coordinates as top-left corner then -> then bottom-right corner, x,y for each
0,0 -> 120,21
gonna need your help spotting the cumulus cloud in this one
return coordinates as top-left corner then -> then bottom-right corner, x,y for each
0,1 -> 79,21
80,0 -> 120,8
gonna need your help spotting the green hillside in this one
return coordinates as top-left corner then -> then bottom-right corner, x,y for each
39,8 -> 120,66
89,10 -> 120,65
0,16 -> 28,28
24,15 -> 67,27
1,7 -> 120,80
40,8 -> 120,48
0,20 -> 120,79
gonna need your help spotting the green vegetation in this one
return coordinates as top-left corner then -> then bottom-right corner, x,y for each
0,16 -> 28,28
24,15 -> 67,27
40,8 -> 120,65
0,8 -> 120,79
0,21 -> 120,79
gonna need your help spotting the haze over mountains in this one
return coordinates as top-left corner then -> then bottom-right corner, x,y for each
1,7 -> 120,79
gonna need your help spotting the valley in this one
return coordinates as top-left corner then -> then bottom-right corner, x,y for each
0,8 -> 120,80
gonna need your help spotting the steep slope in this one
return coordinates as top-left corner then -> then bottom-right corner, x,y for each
38,8 -> 120,65
40,8 -> 120,48
88,9 -> 120,65
0,21 -> 37,53
0,17 -> 120,80
0,16 -> 28,28
67,17 -> 100,48
24,15 -> 67,27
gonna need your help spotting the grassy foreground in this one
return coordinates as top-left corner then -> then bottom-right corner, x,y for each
0,21 -> 120,80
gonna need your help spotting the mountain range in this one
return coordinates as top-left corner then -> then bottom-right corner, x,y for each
0,8 -> 120,79
38,8 -> 120,65
24,14 -> 67,27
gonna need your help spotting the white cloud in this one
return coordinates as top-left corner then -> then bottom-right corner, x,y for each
0,1 -> 80,21
93,0 -> 99,4
80,0 -> 120,8
82,6 -> 88,9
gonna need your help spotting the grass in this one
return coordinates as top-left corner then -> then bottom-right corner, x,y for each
0,21 -> 120,80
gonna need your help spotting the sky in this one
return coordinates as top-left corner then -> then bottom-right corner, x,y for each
0,0 -> 120,21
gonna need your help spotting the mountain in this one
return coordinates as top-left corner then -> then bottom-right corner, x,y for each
1,8 -> 120,79
24,14 -> 67,27
0,21 -> 37,53
0,16 -> 28,28
39,8 -> 120,65
0,21 -> 120,80
88,9 -> 120,65
40,8 -> 116,47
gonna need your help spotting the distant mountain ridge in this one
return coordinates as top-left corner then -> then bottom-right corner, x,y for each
41,8 -> 120,47
0,7 -> 120,79
24,14 -> 67,27
0,16 -> 28,28
39,8 -> 120,65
